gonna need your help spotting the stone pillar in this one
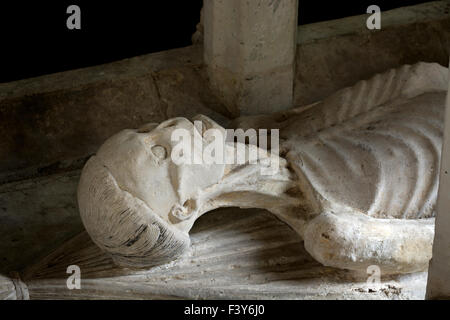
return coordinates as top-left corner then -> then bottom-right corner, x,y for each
427,60 -> 450,299
203,0 -> 298,116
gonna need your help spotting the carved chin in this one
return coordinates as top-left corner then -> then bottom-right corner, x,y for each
77,156 -> 190,268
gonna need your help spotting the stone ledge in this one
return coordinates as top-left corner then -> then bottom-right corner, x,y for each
0,2 -> 448,180
23,206 -> 428,300
298,1 -> 450,44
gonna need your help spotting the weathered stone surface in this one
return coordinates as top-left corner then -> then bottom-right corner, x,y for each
236,62 -> 448,274
0,46 -> 229,184
0,170 -> 83,274
0,274 -> 17,300
427,60 -> 450,300
297,1 -> 450,44
0,75 -> 165,180
294,1 -> 450,107
152,66 -> 231,122
204,0 -> 298,116
23,209 -> 427,300
1,2 -> 449,300
77,63 -> 448,275
0,2 -> 448,183
77,115 -> 298,268
0,174 -> 426,300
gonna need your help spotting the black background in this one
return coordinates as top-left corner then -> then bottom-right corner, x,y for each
1,299 -> 447,318
0,0 -> 435,82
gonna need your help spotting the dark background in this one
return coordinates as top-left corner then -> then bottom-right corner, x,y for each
0,0 -> 436,83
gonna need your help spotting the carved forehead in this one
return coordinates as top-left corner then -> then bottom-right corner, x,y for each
135,115 -> 226,147
93,116 -> 226,215
95,117 -> 196,157
95,115 -> 227,195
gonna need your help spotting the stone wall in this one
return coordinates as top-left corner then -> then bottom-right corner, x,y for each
0,2 -> 448,183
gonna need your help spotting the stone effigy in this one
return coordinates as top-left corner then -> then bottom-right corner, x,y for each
77,62 -> 449,274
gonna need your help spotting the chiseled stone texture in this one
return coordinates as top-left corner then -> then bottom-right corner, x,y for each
0,274 -> 17,300
0,2 -> 449,299
427,60 -> 450,300
0,170 -> 83,274
76,63 -> 448,275
294,1 -> 450,107
0,2 -> 449,183
204,0 -> 298,116
0,46 -> 230,185
23,209 -> 428,300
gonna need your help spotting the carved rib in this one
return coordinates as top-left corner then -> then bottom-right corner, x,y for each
77,62 -> 449,274
278,63 -> 448,273
232,62 -> 448,273
285,63 -> 448,220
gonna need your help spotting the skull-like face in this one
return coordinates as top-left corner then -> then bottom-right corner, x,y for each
93,116 -> 229,232
78,113 -> 294,268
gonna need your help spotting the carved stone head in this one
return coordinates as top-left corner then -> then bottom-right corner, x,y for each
78,116 -> 219,266
78,114 -> 295,268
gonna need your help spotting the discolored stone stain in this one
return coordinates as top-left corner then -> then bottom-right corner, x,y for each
269,0 -> 282,13
0,171 -> 83,274
0,3 -> 448,298
0,60 -> 230,182
0,75 -> 166,176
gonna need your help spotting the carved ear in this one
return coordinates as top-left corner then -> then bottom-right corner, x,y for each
169,199 -> 198,223
77,156 -> 190,268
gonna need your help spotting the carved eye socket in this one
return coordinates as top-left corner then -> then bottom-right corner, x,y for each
151,145 -> 167,160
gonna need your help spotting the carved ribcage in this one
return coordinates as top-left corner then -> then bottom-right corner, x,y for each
285,63 -> 448,220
